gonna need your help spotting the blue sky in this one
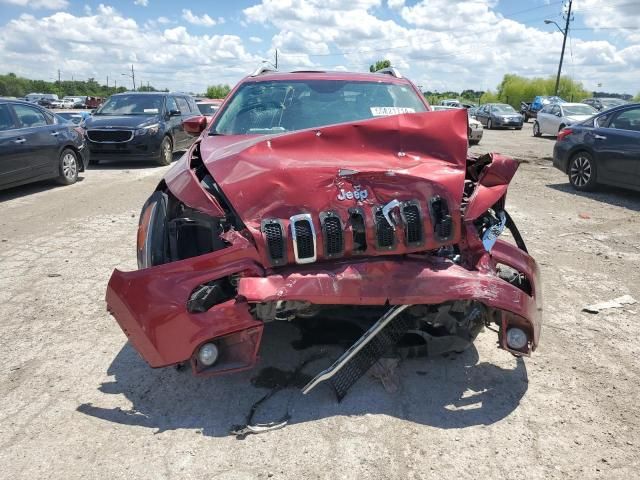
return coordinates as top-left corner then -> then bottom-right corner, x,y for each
1,0 -> 638,94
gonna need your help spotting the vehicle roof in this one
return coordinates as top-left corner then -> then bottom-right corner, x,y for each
241,70 -> 413,85
560,102 -> 593,107
0,98 -> 47,107
111,91 -> 192,96
196,98 -> 224,103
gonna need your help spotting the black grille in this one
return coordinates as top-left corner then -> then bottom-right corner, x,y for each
402,203 -> 423,245
263,221 -> 285,264
350,210 -> 367,253
374,209 -> 395,249
294,219 -> 314,259
322,215 -> 343,257
329,310 -> 412,401
87,129 -> 133,142
430,196 -> 453,241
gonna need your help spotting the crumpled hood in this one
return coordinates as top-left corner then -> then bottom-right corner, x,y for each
199,109 -> 469,231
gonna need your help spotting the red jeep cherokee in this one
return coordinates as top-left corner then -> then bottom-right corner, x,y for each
106,68 -> 541,398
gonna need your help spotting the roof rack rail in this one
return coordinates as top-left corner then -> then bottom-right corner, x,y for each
375,67 -> 402,78
251,65 -> 278,77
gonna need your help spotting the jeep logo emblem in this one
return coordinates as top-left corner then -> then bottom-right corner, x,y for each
337,186 -> 369,201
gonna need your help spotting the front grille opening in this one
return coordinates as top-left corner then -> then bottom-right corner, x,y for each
87,130 -> 132,142
168,216 -> 228,261
294,219 -> 314,259
187,277 -> 236,313
497,263 -> 533,296
402,203 -> 423,246
430,196 -> 453,241
321,213 -> 344,257
262,220 -> 286,265
349,210 -> 367,253
374,208 -> 395,249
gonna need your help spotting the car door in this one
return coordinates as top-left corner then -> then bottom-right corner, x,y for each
0,103 -> 33,188
547,104 -> 562,134
591,106 -> 640,186
476,106 -> 489,126
11,103 -> 61,177
536,105 -> 552,134
164,96 -> 184,149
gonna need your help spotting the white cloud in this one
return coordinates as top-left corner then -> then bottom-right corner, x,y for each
387,0 -> 404,9
243,0 -> 640,94
0,0 -> 69,9
134,0 -> 149,6
182,9 -> 219,27
0,8 -> 260,93
249,36 -> 263,43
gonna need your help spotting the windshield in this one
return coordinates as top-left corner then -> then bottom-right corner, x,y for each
211,80 -> 427,135
97,95 -> 164,115
601,99 -> 627,108
493,104 -> 517,114
197,103 -> 220,115
563,105 -> 596,116
56,112 -> 83,124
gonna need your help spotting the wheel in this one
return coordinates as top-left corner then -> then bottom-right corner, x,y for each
487,119 -> 492,130
516,126 -> 522,130
156,136 -> 173,166
469,139 -> 480,145
533,121 -> 541,137
569,152 -> 597,191
57,148 -> 79,185
523,114 -> 529,123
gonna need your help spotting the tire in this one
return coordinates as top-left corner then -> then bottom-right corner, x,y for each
57,148 -> 79,185
568,151 -> 597,191
487,119 -> 492,130
523,114 -> 529,123
469,139 -> 480,145
516,126 -> 522,130
533,121 -> 541,137
156,136 -> 173,166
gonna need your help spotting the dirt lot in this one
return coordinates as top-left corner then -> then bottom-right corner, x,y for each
1,122 -> 639,479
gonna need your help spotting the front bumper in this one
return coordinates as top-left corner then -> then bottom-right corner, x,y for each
553,142 -> 571,173
469,127 -> 483,141
493,117 -> 523,128
106,238 -> 542,374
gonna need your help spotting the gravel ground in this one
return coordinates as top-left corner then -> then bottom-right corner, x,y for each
1,123 -> 639,479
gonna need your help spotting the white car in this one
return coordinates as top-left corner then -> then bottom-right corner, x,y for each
51,98 -> 76,109
533,103 -> 597,137
431,105 -> 483,145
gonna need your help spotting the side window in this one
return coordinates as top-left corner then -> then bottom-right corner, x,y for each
12,104 -> 48,128
0,104 -> 18,131
165,96 -> 179,114
187,97 -> 198,113
550,105 -> 559,116
540,105 -> 551,114
608,108 -> 640,132
176,97 -> 191,115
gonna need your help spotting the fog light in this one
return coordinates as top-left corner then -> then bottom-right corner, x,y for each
197,343 -> 219,366
506,327 -> 528,350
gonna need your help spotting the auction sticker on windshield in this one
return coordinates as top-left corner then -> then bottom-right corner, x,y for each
370,107 -> 416,116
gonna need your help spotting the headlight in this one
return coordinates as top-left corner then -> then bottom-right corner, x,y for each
135,123 -> 160,136
137,191 -> 168,269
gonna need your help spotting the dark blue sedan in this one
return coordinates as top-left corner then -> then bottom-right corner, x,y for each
553,103 -> 640,192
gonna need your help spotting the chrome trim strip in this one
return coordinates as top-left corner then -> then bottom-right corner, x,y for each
302,304 -> 412,395
289,213 -> 317,264
87,129 -> 134,143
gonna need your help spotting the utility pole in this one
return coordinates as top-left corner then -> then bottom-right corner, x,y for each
546,0 -> 573,96
131,64 -> 136,91
275,49 -> 278,69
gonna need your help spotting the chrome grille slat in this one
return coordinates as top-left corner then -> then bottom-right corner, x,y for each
290,214 -> 317,264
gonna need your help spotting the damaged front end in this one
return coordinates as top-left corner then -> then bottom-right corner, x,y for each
106,109 -> 541,396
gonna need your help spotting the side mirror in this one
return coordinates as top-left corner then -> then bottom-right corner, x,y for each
183,116 -> 208,136
169,109 -> 181,117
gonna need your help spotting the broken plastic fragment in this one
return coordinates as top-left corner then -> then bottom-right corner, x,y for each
583,295 -> 637,314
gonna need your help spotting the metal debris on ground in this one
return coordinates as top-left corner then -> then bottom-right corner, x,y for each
582,295 -> 637,314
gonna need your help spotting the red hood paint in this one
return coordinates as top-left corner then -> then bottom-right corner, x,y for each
198,110 -> 469,232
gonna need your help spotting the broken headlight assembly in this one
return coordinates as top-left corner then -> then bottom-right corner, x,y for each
136,189 -> 230,269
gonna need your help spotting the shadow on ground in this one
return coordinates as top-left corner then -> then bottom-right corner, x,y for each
0,177 -> 85,202
88,151 -> 184,170
547,182 -> 640,212
78,322 -> 528,437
